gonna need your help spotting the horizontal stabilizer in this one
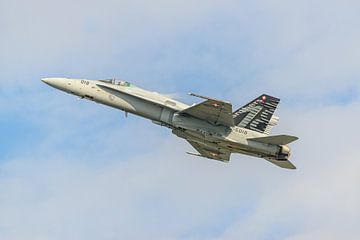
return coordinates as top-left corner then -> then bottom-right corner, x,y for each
249,135 -> 299,145
265,158 -> 296,169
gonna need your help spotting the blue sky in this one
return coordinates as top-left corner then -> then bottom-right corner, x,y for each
1,0 -> 360,239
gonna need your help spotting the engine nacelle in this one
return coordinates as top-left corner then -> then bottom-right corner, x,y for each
278,145 -> 291,160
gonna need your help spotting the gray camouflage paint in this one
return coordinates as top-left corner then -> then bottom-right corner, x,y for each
42,77 -> 298,169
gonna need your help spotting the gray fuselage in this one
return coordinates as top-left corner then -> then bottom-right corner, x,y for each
42,78 -> 283,161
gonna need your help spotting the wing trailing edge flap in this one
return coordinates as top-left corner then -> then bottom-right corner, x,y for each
249,135 -> 299,145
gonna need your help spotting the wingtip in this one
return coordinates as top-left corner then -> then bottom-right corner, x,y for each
292,136 -> 300,142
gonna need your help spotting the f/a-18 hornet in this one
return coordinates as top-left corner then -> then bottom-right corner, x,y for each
42,78 -> 299,169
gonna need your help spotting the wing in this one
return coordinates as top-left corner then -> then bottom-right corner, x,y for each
179,94 -> 234,127
186,140 -> 231,162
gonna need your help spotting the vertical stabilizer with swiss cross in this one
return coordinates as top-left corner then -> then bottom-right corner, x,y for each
233,94 -> 280,134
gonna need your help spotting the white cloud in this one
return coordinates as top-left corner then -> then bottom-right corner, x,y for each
0,0 -> 222,88
1,0 -> 360,239
1,0 -> 359,100
1,96 -> 360,239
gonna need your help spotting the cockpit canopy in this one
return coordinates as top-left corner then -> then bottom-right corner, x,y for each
118,80 -> 131,87
99,79 -> 132,87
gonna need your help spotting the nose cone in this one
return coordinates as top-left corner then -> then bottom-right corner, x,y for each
41,78 -> 57,85
41,77 -> 68,91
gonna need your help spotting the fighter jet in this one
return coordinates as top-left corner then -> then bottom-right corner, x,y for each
42,77 -> 299,169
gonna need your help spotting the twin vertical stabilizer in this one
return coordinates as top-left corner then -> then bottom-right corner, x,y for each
233,94 -> 280,135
